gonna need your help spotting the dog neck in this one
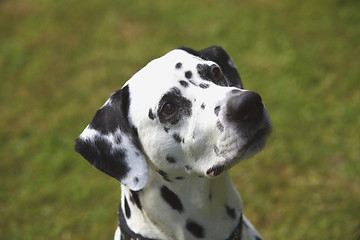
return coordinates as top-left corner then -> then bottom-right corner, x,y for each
119,166 -> 243,240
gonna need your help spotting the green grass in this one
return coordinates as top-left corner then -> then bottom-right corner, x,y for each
1,0 -> 359,239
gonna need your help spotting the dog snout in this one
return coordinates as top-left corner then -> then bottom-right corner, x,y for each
226,90 -> 264,123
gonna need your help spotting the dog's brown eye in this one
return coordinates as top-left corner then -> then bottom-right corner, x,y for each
162,103 -> 178,115
211,66 -> 222,81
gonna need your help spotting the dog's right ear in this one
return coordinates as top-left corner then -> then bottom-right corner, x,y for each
198,46 -> 243,89
179,46 -> 243,88
75,85 -> 148,191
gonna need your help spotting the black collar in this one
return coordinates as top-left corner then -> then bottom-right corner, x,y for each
118,203 -> 243,240
225,213 -> 243,240
117,203 -> 155,240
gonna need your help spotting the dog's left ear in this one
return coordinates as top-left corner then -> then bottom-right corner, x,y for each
75,85 -> 148,191
198,46 -> 243,89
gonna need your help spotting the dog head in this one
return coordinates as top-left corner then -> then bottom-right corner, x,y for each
75,46 -> 272,190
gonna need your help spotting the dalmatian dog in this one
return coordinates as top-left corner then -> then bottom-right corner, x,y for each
75,46 -> 272,240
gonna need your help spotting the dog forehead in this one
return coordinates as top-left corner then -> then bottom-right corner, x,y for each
126,49 -> 206,104
157,49 -> 205,68
131,49 -> 204,83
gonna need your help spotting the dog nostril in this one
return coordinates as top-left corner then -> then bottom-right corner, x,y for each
227,91 -> 264,122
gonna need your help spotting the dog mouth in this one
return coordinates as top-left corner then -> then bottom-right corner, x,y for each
206,165 -> 226,177
206,126 -> 271,178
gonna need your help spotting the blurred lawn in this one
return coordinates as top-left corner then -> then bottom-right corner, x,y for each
1,0 -> 359,239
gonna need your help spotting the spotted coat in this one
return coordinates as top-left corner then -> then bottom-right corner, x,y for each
75,46 -> 271,240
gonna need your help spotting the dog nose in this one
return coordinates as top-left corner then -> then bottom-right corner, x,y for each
226,90 -> 264,123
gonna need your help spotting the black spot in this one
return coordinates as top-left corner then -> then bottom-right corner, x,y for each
225,205 -> 236,219
189,80 -> 198,86
133,177 -> 139,184
173,133 -> 182,143
192,132 -> 196,139
185,71 -> 192,79
131,126 -> 141,148
166,155 -> 176,164
175,62 -> 182,69
213,145 -> 219,156
124,197 -> 131,219
216,120 -> 224,132
160,186 -> 183,213
176,176 -> 185,180
186,220 -> 205,238
75,136 -> 130,182
255,236 -> 263,240
209,192 -> 212,200
88,105 -> 118,134
185,165 -> 192,171
164,127 -> 170,133
158,87 -> 192,125
148,109 -> 155,120
201,103 -> 206,109
130,190 -> 142,210
88,86 -> 130,135
199,83 -> 210,89
214,105 -> 221,116
197,64 -> 212,80
115,135 -> 122,144
179,80 -> 189,87
157,169 -> 171,182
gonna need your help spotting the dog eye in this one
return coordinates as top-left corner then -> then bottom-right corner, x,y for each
211,66 -> 223,81
162,103 -> 178,115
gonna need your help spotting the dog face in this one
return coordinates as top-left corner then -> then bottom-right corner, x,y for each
75,46 -> 272,191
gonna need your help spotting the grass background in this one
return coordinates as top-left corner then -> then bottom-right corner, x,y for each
1,0 -> 359,239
